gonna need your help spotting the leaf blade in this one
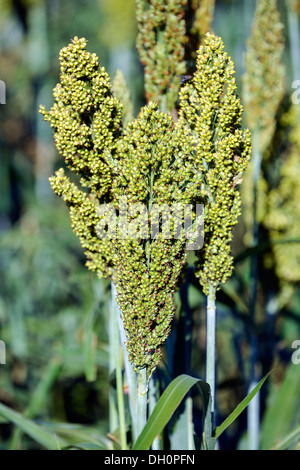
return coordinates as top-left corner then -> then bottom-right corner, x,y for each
132,374 -> 211,450
0,402 -> 66,450
214,371 -> 272,440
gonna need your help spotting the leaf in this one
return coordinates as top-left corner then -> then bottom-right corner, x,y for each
132,374 -> 211,451
260,363 -> 300,450
67,442 -> 107,450
9,356 -> 62,449
0,402 -> 66,450
270,424 -> 300,450
47,423 -> 111,449
214,371 -> 272,439
26,357 -> 62,418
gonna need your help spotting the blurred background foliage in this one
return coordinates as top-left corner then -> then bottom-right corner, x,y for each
0,0 -> 299,450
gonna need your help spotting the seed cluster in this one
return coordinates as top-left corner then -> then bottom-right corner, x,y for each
42,33 -> 250,377
135,0 -> 187,111
241,0 -> 285,246
112,69 -> 134,128
40,36 -> 122,197
40,37 -> 123,278
190,0 -> 215,44
110,102 -> 204,375
243,0 -> 285,154
184,0 -> 216,73
264,106 -> 300,299
178,33 -> 251,294
49,168 -> 114,278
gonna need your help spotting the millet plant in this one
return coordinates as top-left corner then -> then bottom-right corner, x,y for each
1,0 -> 299,452
37,1 -> 270,450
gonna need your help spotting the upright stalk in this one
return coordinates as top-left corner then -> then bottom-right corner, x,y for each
111,287 -> 127,450
206,283 -> 216,430
148,375 -> 160,449
137,367 -> 148,438
248,130 -> 261,450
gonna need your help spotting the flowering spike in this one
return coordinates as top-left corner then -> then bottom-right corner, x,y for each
178,33 -> 252,294
135,0 -> 187,111
243,0 -> 285,154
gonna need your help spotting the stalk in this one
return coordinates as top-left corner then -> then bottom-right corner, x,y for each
248,130 -> 261,450
109,289 -> 118,435
206,283 -> 217,431
111,287 -> 127,450
148,375 -> 160,449
137,367 -> 148,437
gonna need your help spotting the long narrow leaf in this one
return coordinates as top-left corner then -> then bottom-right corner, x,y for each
214,371 -> 272,439
9,357 -> 62,449
132,374 -> 211,450
46,423 -> 111,449
260,363 -> 300,449
270,424 -> 300,450
0,402 -> 66,450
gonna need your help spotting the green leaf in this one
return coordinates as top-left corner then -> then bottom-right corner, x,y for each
67,442 -> 107,450
82,302 -> 98,383
269,424 -> 300,450
0,402 -> 66,450
261,363 -> 300,450
47,423 -> 111,449
9,356 -> 62,449
132,374 -> 211,450
214,371 -> 272,439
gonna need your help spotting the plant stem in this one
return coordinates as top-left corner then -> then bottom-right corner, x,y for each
148,375 -> 160,449
186,396 -> 195,450
112,286 -> 127,450
248,130 -> 261,450
206,283 -> 216,428
137,367 -> 148,437
109,288 -> 118,435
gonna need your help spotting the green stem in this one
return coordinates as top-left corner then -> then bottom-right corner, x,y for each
248,130 -> 261,450
109,289 -> 118,435
148,375 -> 160,449
112,288 -> 127,450
186,396 -> 195,451
137,367 -> 148,437
206,283 -> 216,429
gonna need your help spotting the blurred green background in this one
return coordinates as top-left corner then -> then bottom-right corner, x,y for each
0,0 -> 299,450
